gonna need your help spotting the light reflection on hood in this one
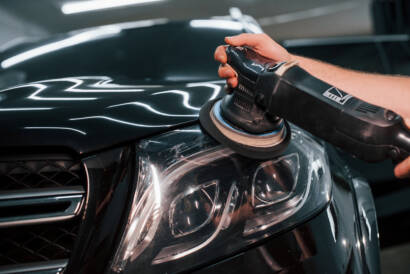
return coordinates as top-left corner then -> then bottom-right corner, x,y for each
0,76 -> 224,154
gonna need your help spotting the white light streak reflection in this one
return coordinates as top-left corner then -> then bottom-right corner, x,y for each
0,75 -> 155,102
326,207 -> 336,242
174,129 -> 201,133
70,115 -> 171,127
186,82 -> 222,101
1,27 -> 121,69
150,164 -> 162,205
62,0 -> 164,15
105,18 -> 169,30
0,107 -> 52,111
24,126 -> 87,135
107,102 -> 197,117
25,83 -> 97,101
40,77 -> 146,93
152,90 -> 200,110
189,20 -> 243,31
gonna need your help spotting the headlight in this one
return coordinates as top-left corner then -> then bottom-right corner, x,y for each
111,124 -> 331,273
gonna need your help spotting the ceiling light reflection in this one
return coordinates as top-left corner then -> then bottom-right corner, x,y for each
189,20 -> 243,31
1,27 -> 121,69
62,0 -> 164,15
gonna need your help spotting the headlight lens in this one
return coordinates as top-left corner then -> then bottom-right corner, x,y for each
112,125 -> 331,273
169,180 -> 219,238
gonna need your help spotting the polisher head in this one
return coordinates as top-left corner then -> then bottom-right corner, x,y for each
199,98 -> 290,160
199,46 -> 291,159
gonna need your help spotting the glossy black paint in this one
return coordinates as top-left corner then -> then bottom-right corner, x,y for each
0,77 -> 224,154
66,146 -> 135,274
0,20 -> 245,154
0,21 -> 244,86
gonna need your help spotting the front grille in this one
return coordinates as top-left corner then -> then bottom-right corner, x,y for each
0,220 -> 79,265
0,157 -> 86,270
0,159 -> 83,191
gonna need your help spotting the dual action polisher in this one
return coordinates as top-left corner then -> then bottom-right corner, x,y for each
199,46 -> 410,162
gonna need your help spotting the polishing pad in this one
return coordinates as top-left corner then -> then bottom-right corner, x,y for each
199,99 -> 290,160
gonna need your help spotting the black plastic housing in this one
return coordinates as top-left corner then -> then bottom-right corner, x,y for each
268,66 -> 410,162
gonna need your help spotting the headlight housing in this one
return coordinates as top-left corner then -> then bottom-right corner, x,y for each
111,124 -> 331,273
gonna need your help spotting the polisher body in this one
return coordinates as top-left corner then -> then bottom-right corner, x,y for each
200,46 -> 410,162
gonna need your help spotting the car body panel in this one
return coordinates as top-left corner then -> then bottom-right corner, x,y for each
0,20 -> 246,154
0,77 -> 223,154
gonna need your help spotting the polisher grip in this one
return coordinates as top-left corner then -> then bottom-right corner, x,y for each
270,66 -> 410,162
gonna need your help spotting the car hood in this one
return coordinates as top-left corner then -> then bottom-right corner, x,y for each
0,76 -> 224,154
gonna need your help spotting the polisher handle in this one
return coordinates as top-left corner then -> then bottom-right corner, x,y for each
268,65 -> 410,162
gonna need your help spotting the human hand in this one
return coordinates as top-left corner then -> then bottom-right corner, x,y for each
394,119 -> 410,179
214,33 -> 293,88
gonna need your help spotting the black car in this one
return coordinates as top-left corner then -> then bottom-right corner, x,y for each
0,15 -> 380,273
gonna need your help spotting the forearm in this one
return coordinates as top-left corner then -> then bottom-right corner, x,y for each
293,55 -> 410,120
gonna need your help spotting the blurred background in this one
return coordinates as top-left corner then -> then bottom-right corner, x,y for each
0,0 -> 409,273
0,0 -> 373,46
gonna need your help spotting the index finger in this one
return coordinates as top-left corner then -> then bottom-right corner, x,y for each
214,45 -> 228,64
394,156 -> 410,179
225,33 -> 263,48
